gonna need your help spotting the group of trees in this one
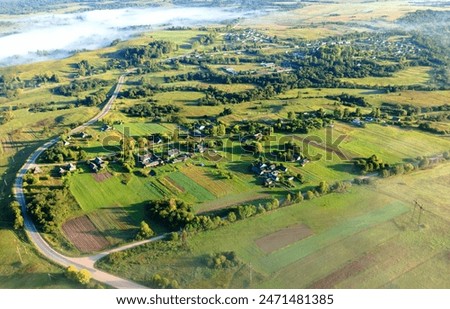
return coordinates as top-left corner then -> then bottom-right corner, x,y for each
326,93 -> 370,108
151,274 -> 179,289
65,266 -> 92,286
145,197 -> 281,233
53,79 -> 109,97
273,112 -> 331,134
42,144 -> 87,163
123,103 -> 180,120
83,89 -> 107,106
205,251 -> 239,269
354,155 -> 389,175
120,85 -> 154,99
10,201 -> 24,230
121,40 -> 175,65
135,221 -> 155,240
27,188 -> 76,233
32,73 -> 60,84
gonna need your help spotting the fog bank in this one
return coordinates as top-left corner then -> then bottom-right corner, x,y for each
0,7 -> 250,67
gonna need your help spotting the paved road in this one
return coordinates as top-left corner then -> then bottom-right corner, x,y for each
13,71 -> 157,289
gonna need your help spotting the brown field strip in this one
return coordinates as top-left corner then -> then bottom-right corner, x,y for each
255,223 -> 314,254
92,171 -> 113,182
62,215 -> 110,253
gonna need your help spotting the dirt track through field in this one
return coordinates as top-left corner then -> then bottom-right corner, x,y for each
256,223 -> 314,253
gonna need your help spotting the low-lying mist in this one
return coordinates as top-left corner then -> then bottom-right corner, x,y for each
0,7 -> 251,67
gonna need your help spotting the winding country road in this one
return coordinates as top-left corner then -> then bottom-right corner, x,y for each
13,71 -> 159,289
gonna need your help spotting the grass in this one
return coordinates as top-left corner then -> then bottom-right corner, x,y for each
166,171 -> 215,203
258,201 -> 409,273
340,66 -> 432,87
69,168 -> 167,212
97,161 -> 450,288
87,207 -> 138,246
114,122 -> 177,137
334,123 -> 450,162
0,229 -> 80,288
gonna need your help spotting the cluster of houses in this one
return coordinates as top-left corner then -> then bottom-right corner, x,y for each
59,163 -> 77,176
88,157 -> 105,173
137,148 -> 195,168
252,162 -> 291,187
224,29 -> 272,44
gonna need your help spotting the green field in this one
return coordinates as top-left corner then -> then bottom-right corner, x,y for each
88,207 -> 138,245
96,162 -> 450,288
0,229 -> 80,288
69,169 -> 167,212
114,122 -> 177,137
167,171 -> 216,203
340,66 -> 432,86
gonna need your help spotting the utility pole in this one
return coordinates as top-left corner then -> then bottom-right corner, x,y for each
411,200 -> 418,221
418,205 -> 424,227
414,200 -> 425,227
249,263 -> 253,287
16,245 -> 23,264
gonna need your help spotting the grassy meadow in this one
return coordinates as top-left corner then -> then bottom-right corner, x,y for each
0,229 -> 80,288
96,162 -> 450,288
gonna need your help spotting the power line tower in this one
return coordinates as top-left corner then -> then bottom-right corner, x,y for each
413,200 -> 425,228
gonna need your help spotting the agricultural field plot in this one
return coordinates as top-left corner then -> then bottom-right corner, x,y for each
166,171 -> 215,203
375,162 -> 450,223
311,122 -> 450,163
340,66 -> 432,87
62,216 -> 110,252
178,165 -> 251,198
69,170 -> 167,212
255,223 -> 314,254
100,181 -> 449,288
88,207 -> 138,246
152,91 -> 205,106
373,90 -> 450,107
114,122 -> 177,137
196,192 -> 270,214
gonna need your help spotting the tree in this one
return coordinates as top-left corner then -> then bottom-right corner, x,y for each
295,191 -> 304,202
65,265 -> 78,281
168,232 -> 179,241
381,169 -> 390,178
136,221 -> 155,240
317,181 -> 329,195
286,193 -> 292,204
254,142 -> 263,154
1,110 -> 13,124
404,163 -> 415,173
271,198 -> 280,209
10,201 -> 23,230
76,269 -> 92,286
227,211 -> 237,222
217,123 -> 226,136
419,157 -> 429,169
305,190 -> 315,200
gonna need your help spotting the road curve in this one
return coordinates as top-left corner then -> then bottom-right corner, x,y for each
13,71 -> 152,289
